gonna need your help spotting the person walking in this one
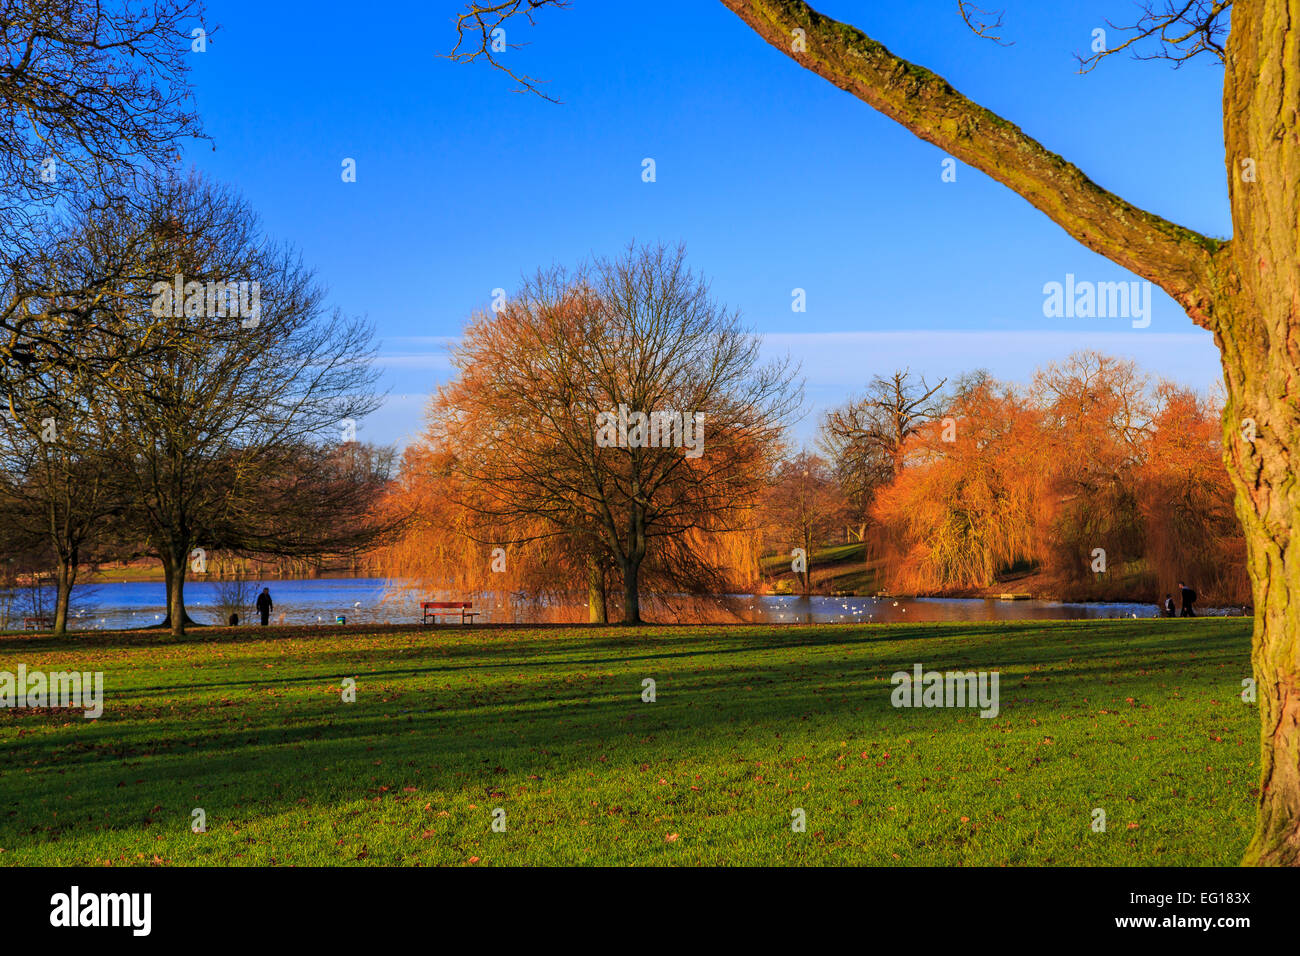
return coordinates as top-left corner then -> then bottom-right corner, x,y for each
1163,594 -> 1176,617
1178,581 -> 1196,617
256,587 -> 273,626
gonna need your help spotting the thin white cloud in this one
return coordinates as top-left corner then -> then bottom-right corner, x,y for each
363,329 -> 1225,445
375,353 -> 454,370
759,329 -> 1223,390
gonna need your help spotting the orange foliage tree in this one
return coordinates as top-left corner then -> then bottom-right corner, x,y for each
757,451 -> 846,594
382,243 -> 797,624
870,376 -> 1044,592
865,352 -> 1248,604
1139,383 -> 1249,605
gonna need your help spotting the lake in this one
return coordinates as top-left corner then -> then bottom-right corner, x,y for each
41,577 -> 1251,630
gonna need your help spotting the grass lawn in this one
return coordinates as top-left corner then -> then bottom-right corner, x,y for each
0,618 -> 1257,866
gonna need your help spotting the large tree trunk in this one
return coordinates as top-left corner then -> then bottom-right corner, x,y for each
51,549 -> 75,636
1232,405 -> 1300,866
587,557 -> 607,623
620,557 -> 642,625
1221,0 -> 1300,866
167,557 -> 188,637
159,544 -> 192,637
1223,309 -> 1300,866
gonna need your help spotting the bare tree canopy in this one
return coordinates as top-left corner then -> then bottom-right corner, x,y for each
1076,1 -> 1231,71
444,0 -> 567,101
425,242 -> 800,624
0,0 -> 207,381
95,171 -> 382,635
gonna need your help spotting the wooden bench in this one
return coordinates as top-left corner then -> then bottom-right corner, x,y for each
421,601 -> 479,625
22,616 -> 53,630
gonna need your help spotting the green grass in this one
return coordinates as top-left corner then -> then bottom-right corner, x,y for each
0,618 -> 1258,866
87,564 -> 167,582
760,541 -> 884,594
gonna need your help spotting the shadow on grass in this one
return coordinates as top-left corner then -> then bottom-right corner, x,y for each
0,618 -> 1253,849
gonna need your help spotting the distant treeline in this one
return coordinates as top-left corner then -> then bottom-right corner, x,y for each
766,351 -> 1248,605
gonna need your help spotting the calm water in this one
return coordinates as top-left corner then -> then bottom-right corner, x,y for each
732,595 -> 1249,624
43,578 -> 1250,630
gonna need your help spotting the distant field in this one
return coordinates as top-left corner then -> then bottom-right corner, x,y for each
0,618 -> 1256,865
87,565 -> 167,582
761,541 -> 884,594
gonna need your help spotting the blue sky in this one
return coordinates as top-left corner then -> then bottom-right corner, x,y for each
180,0 -> 1231,446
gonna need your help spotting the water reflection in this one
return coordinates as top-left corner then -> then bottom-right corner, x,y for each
732,595 -> 1249,625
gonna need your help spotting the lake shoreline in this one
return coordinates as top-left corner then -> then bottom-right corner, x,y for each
76,572 -> 1251,614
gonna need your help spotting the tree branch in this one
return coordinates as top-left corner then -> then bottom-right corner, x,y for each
444,1 -> 567,102
1076,1 -> 1231,73
719,0 -> 1223,328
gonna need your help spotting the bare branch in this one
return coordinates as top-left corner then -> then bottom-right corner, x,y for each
1076,1 -> 1231,73
957,2 -> 1013,46
720,0 -> 1223,330
444,1 -> 569,102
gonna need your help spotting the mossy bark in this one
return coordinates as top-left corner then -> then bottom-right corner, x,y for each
1221,0 -> 1300,867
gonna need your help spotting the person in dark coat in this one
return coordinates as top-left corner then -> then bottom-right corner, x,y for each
256,587 -> 273,626
1163,594 -> 1176,617
1178,581 -> 1196,617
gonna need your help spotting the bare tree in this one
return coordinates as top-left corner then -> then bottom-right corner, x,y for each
825,370 -> 946,478
432,242 -> 799,624
0,367 -> 118,634
759,451 -> 845,594
820,369 -> 946,541
444,0 -> 567,101
1075,1 -> 1231,71
208,440 -> 401,565
101,172 -> 381,636
0,1 -> 208,383
0,194 -> 176,634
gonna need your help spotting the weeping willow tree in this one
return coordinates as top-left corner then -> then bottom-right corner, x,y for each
871,379 -> 1044,592
380,443 -> 613,622
387,243 -> 797,625
380,442 -> 766,624
1139,383 -> 1250,606
1033,353 -> 1152,597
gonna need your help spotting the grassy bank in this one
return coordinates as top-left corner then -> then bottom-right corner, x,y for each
0,618 -> 1256,865
759,543 -> 1247,606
